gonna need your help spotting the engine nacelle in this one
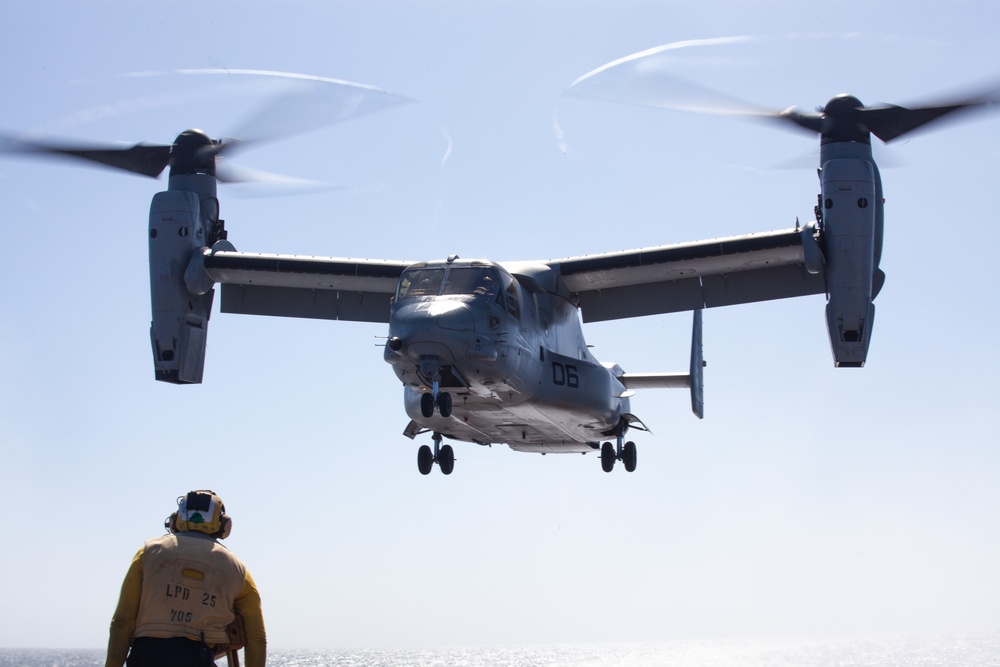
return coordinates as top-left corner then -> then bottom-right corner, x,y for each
819,155 -> 878,367
148,189 -> 213,383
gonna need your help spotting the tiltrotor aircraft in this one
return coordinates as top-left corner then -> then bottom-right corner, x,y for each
4,63 -> 997,475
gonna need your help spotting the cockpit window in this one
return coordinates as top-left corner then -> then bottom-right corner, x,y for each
505,280 -> 520,320
442,268 -> 501,300
396,268 -> 445,299
397,266 -> 506,302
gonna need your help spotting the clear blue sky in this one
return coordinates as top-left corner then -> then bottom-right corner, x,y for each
1,0 -> 998,651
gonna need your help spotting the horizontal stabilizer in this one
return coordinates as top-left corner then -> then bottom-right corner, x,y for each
620,372 -> 691,389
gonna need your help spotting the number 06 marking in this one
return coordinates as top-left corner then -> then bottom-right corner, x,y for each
552,362 -> 579,388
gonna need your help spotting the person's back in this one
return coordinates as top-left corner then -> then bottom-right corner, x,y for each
105,490 -> 266,667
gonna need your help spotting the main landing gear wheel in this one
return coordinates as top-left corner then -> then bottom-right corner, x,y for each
599,439 -> 638,473
417,433 -> 455,476
417,445 -> 434,475
623,441 -> 637,473
437,392 -> 453,418
600,441 -> 616,473
439,444 -> 455,475
420,393 -> 435,418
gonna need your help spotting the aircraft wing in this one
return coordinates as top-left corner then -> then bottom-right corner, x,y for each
548,227 -> 827,322
200,226 -> 825,325
203,251 -> 413,323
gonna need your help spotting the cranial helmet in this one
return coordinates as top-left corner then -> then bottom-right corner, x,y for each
165,490 -> 232,539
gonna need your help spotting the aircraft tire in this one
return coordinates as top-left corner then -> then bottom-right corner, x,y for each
417,445 -> 434,475
600,442 -> 616,473
439,444 -> 455,475
623,441 -> 637,473
438,392 -> 453,418
420,392 -> 435,418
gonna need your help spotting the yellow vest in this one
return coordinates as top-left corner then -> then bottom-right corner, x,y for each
134,533 -> 247,645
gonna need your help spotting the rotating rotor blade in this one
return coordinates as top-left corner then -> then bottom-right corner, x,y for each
775,84 -> 1000,144
775,109 -> 826,134
860,95 -> 999,143
184,69 -> 414,153
564,38 -> 775,119
562,39 -> 827,143
565,39 -> 1000,145
216,160 -> 347,191
0,135 -> 172,178
194,136 -> 346,193
2,70 -> 413,181
778,82 -> 1000,143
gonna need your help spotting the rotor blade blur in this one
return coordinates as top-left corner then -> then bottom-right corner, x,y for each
776,108 -> 827,135
854,77 -> 1000,142
864,98 -> 1000,143
215,70 -> 414,150
564,39 -> 773,118
215,160 -> 349,196
863,104 -> 970,143
0,134 -> 170,177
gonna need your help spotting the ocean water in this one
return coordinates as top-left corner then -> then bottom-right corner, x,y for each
3,636 -> 999,667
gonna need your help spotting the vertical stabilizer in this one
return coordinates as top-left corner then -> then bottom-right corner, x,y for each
616,309 -> 706,419
690,309 -> 705,419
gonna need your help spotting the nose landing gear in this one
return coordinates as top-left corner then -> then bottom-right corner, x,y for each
419,389 -> 453,418
417,432 -> 455,475
418,357 -> 453,418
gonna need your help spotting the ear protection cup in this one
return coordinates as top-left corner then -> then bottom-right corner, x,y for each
167,490 -> 232,539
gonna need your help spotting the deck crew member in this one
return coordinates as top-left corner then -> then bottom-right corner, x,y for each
105,490 -> 266,667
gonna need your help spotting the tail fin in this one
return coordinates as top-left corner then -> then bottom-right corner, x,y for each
690,309 -> 704,419
617,309 -> 705,419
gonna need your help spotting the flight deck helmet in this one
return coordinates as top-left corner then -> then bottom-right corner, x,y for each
165,490 -> 232,539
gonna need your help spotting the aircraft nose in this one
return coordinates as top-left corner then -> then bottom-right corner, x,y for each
428,300 -> 474,332
384,300 -> 476,364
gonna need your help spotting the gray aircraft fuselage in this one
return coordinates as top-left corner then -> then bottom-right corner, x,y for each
383,258 -> 628,453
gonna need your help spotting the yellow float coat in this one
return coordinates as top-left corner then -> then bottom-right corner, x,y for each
106,532 -> 265,667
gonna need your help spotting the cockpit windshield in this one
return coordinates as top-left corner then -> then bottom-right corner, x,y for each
396,266 -> 503,301
396,268 -> 445,299
442,268 -> 500,298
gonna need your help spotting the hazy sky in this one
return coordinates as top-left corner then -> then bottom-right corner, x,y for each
1,0 -> 998,651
